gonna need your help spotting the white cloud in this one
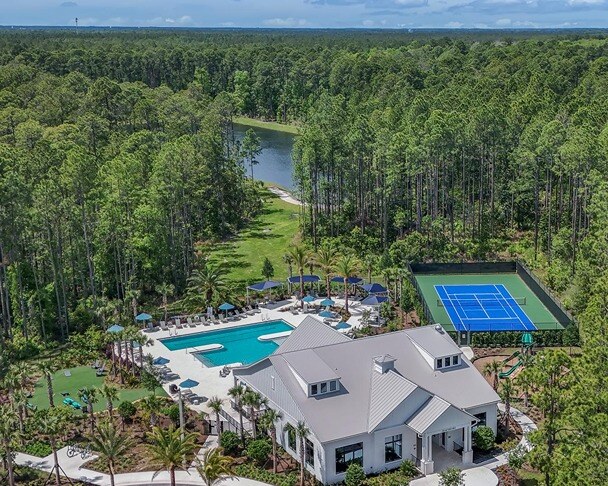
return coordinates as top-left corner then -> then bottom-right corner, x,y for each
445,21 -> 463,27
263,17 -> 307,26
513,19 -> 539,26
495,17 -> 512,25
567,0 -> 604,4
362,19 -> 375,26
220,21 -> 236,26
474,22 -> 489,28
178,15 -> 193,23
164,17 -> 175,23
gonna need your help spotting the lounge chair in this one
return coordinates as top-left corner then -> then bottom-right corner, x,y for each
160,321 -> 168,330
64,370 -> 72,377
187,317 -> 194,327
175,318 -> 182,328
96,363 -> 106,376
212,317 -> 221,325
91,360 -> 100,369
202,319 -> 211,326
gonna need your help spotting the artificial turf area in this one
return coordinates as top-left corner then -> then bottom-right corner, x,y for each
208,189 -> 300,286
29,366 -> 166,410
415,273 -> 564,332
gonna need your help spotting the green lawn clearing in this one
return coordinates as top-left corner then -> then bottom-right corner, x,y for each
208,190 -> 301,286
30,365 -> 166,411
233,116 -> 300,135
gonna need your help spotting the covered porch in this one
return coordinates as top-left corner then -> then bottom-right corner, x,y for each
418,425 -> 473,475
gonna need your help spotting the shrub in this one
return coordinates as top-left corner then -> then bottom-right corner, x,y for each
219,431 -> 241,456
235,463 -> 298,486
399,459 -> 418,479
344,463 -> 366,486
507,445 -> 527,470
23,440 -> 52,457
117,400 -> 136,423
439,467 -> 465,486
163,404 -> 180,426
246,438 -> 272,466
473,426 -> 495,451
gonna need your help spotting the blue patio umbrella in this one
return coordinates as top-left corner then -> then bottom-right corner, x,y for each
106,324 -> 124,334
153,356 -> 170,366
301,295 -> 316,303
331,276 -> 363,284
136,312 -> 152,321
320,298 -> 335,307
247,280 -> 282,291
360,282 -> 388,294
335,321 -> 351,330
179,379 -> 199,389
218,302 -> 235,311
361,295 -> 389,306
319,310 -> 337,319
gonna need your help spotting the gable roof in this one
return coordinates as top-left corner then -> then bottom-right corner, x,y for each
235,324 -> 498,443
274,316 -> 350,354
283,349 -> 340,383
406,396 -> 475,435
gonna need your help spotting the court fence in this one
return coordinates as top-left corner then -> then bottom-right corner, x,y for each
408,260 -> 577,345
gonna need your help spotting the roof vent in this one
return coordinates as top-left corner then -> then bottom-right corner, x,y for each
373,354 -> 396,374
434,325 -> 444,334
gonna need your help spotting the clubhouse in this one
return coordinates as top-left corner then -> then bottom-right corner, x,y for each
233,317 -> 499,484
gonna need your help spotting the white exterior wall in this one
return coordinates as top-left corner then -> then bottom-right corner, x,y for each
466,403 -> 498,435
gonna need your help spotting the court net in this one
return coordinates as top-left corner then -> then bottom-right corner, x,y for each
437,297 -> 527,307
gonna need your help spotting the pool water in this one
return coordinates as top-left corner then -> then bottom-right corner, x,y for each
160,320 -> 293,367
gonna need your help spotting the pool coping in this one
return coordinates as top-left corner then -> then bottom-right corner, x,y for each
258,330 -> 293,341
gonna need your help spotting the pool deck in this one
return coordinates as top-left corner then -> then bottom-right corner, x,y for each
141,297 -> 369,419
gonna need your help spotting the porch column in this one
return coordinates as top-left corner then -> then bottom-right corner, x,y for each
462,425 -> 473,464
420,434 -> 434,475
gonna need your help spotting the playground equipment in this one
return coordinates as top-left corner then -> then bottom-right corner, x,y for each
498,333 -> 534,379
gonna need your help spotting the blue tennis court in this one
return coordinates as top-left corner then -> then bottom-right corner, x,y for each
434,284 -> 537,332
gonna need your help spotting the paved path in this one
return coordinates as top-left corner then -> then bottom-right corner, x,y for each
15,438 -> 270,486
410,466 -> 498,486
267,186 -> 302,206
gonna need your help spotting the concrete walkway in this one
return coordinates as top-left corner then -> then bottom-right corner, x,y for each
267,186 -> 302,206
410,466 -> 498,486
15,438 -> 270,486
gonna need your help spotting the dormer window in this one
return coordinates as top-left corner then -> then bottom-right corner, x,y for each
309,380 -> 339,397
436,354 -> 461,370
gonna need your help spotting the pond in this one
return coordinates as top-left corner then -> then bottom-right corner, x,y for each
233,123 -> 296,190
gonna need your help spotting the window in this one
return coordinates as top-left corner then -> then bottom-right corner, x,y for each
453,355 -> 459,365
473,412 -> 487,430
436,358 -> 443,369
311,384 -> 318,396
271,376 -> 275,390
385,435 -> 402,463
335,442 -> 363,474
305,438 -> 315,467
320,382 -> 327,394
287,426 -> 296,451
329,380 -> 337,392
444,356 -> 451,367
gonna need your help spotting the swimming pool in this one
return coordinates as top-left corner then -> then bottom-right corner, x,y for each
159,320 -> 293,367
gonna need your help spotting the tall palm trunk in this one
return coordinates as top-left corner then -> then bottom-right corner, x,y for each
3,439 -> 15,486
46,374 -> 55,408
109,462 -> 116,486
215,411 -> 222,435
299,437 -> 305,486
343,277 -> 349,313
271,428 -> 278,474
170,465 -> 176,486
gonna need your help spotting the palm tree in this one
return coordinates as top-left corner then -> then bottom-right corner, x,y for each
295,421 -> 310,486
0,405 -> 19,486
147,426 -> 199,486
227,384 -> 246,441
195,447 -> 234,486
242,390 -> 263,439
101,384 -> 119,421
515,368 -> 532,408
89,420 -> 133,486
37,409 -> 65,486
288,246 -> 310,298
499,378 -> 515,428
362,254 -> 377,284
314,243 -> 337,298
208,396 -> 224,435
156,282 -> 175,325
37,359 -> 59,407
81,386 -> 99,434
483,360 -> 502,391
186,262 -> 229,310
260,409 -> 283,474
141,394 -> 162,428
135,334 -> 153,370
282,253 -> 294,278
334,253 -> 360,313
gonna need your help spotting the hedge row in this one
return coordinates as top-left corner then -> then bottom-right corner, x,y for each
234,464 -> 298,486
470,327 -> 579,348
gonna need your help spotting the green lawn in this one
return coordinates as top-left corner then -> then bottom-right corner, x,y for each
208,190 -> 301,286
233,116 -> 300,135
30,366 -> 166,411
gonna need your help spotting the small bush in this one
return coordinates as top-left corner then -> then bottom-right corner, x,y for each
507,445 -> 527,470
235,463 -> 298,486
473,426 -> 495,451
345,463 -> 366,486
163,404 -> 180,426
23,440 -> 52,457
117,401 -> 136,422
399,459 -> 418,479
219,431 -> 241,456
246,438 -> 272,466
439,467 -> 465,486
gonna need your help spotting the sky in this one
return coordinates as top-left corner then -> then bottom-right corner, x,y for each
2,0 -> 607,30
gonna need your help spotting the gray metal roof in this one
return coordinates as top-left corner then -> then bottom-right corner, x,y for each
236,322 -> 499,443
368,369 -> 418,432
406,396 -> 475,434
406,325 -> 462,358
282,349 -> 340,384
274,315 -> 350,354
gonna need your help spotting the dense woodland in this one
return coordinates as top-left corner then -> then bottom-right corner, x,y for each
1,29 -> 608,485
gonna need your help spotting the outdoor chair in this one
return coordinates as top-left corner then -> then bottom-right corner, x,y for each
187,317 -> 194,327
175,318 -> 182,328
64,370 -> 72,377
96,363 -> 106,376
91,360 -> 100,369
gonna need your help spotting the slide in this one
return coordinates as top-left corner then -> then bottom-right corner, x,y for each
499,360 -> 522,378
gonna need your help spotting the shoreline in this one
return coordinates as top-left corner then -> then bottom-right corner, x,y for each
233,116 -> 300,135
267,185 -> 302,206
